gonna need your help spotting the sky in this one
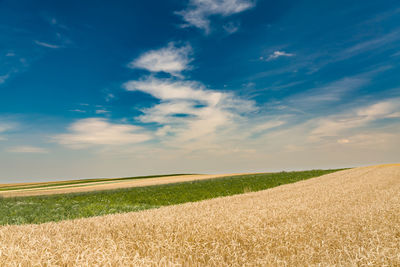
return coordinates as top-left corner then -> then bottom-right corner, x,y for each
1,0 -> 400,182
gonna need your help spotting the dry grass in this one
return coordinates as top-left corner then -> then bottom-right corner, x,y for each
1,164 -> 399,266
0,173 -> 249,198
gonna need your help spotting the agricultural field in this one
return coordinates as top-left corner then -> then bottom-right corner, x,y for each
0,169 -> 338,225
0,173 -> 190,192
0,164 -> 399,266
0,173 -> 247,198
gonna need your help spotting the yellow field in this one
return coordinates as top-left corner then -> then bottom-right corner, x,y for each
0,173 -> 249,198
1,164 -> 399,266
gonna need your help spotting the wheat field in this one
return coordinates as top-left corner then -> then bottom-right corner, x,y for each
0,164 -> 399,266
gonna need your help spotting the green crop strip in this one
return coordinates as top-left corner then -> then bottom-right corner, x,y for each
0,169 -> 344,225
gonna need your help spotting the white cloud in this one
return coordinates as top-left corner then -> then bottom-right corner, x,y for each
54,118 -> 151,148
177,0 -> 255,33
252,98 -> 400,157
128,43 -> 192,77
123,43 -> 261,148
95,109 -> 109,114
124,77 -> 223,105
6,52 -> 15,57
310,99 -> 400,141
0,74 -> 9,84
7,146 -> 49,154
357,101 -> 400,118
34,40 -> 60,49
124,77 -> 256,144
0,123 -> 13,140
138,101 -> 200,124
266,51 -> 295,61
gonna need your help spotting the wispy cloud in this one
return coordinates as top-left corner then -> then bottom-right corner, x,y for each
95,109 -> 109,114
334,132 -> 398,147
343,30 -> 400,57
287,76 -> 369,108
105,93 -> 115,102
7,146 -> 49,154
124,77 -> 256,144
252,26 -> 399,79
124,77 -> 223,105
0,122 -> 13,133
392,51 -> 400,57
0,123 -> 11,141
223,21 -> 240,34
251,120 -> 285,133
128,43 -> 192,77
243,98 -> 400,161
47,16 -> 69,30
266,51 -> 295,61
53,118 -> 151,148
0,74 -> 10,84
69,109 -> 86,113
284,67 -> 391,112
177,0 -> 255,33
34,40 -> 60,49
361,8 -> 400,26
310,98 -> 400,141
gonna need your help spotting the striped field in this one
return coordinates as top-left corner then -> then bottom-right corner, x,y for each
0,164 -> 398,265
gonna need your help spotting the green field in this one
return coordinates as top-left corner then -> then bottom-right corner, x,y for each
0,169 -> 343,225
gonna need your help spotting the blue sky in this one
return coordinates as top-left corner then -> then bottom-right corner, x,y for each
1,0 -> 400,182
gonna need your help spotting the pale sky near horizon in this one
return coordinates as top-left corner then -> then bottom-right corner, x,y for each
1,0 -> 399,182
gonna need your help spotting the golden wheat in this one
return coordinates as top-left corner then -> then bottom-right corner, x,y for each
1,164 -> 399,266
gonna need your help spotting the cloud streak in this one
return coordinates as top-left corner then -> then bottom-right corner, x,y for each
177,0 -> 255,33
128,43 -> 192,77
53,118 -> 151,148
283,67 -> 391,113
266,51 -> 295,61
0,122 -> 13,140
343,29 -> 400,57
34,40 -> 60,49
310,99 -> 400,142
7,146 -> 49,154
286,76 -> 369,110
